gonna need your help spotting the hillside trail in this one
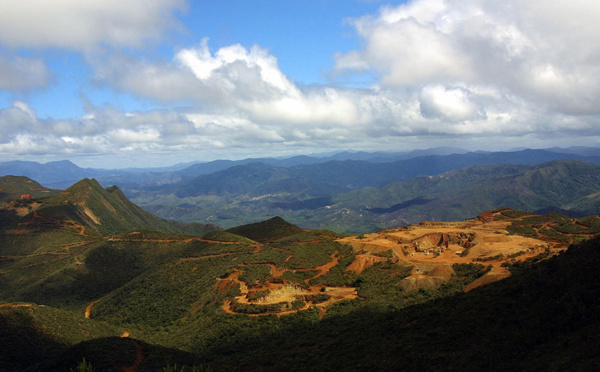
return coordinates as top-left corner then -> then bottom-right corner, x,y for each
120,339 -> 143,372
303,253 -> 339,279
0,303 -> 32,309
84,299 -> 101,319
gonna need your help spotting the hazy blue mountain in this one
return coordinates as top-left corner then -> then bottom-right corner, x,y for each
3,147 -> 599,190
0,160 -> 104,189
135,159 -> 600,233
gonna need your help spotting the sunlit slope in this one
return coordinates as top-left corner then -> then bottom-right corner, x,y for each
37,178 -> 216,236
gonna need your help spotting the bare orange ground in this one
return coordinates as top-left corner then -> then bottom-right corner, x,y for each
85,299 -> 101,319
337,210 -> 569,291
218,252 -> 357,317
346,254 -> 387,274
0,303 -> 32,309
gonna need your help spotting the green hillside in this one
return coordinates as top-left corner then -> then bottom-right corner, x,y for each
200,235 -> 600,371
13,228 -> 600,371
226,216 -> 304,242
37,178 -> 218,236
0,176 -> 59,202
0,303 -> 122,371
319,160 -> 600,232
1,175 -> 600,371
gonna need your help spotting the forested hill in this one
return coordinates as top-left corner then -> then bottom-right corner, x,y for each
135,159 -> 600,233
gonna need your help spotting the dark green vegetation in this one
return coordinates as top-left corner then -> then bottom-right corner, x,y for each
226,216 -> 303,242
495,208 -> 600,243
1,176 -> 600,370
134,158 -> 600,233
38,178 -> 219,236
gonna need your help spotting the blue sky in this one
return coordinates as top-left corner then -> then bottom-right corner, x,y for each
1,0 -> 599,168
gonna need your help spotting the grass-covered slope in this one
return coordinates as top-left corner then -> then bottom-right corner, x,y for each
37,178 -> 218,236
0,176 -> 59,202
0,303 -> 122,371
23,233 -> 600,372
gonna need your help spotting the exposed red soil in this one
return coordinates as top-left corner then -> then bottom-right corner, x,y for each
337,210 -> 572,292
0,303 -> 32,309
85,299 -> 101,319
218,252 -> 356,317
463,265 -> 511,292
346,254 -> 387,274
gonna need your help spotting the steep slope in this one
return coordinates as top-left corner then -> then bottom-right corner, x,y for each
37,178 -> 218,236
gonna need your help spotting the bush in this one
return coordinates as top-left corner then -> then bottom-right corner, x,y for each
70,358 -> 95,372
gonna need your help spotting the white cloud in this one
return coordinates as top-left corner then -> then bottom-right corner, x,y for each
0,0 -> 186,50
419,85 -> 485,122
335,0 -> 600,116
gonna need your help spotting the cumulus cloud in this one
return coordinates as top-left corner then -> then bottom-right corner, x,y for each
335,0 -> 600,116
419,85 -> 485,122
0,0 -> 186,50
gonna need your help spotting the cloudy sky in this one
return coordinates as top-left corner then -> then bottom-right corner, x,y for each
1,0 -> 599,168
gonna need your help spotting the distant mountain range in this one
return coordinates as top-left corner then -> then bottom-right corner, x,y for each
3,147 -> 600,232
2,146 -> 599,189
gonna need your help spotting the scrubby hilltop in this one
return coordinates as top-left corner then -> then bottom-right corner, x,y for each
1,177 -> 218,236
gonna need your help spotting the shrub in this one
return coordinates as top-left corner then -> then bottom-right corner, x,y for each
70,358 -> 95,372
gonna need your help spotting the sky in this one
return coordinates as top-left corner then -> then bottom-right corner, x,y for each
1,0 -> 599,168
